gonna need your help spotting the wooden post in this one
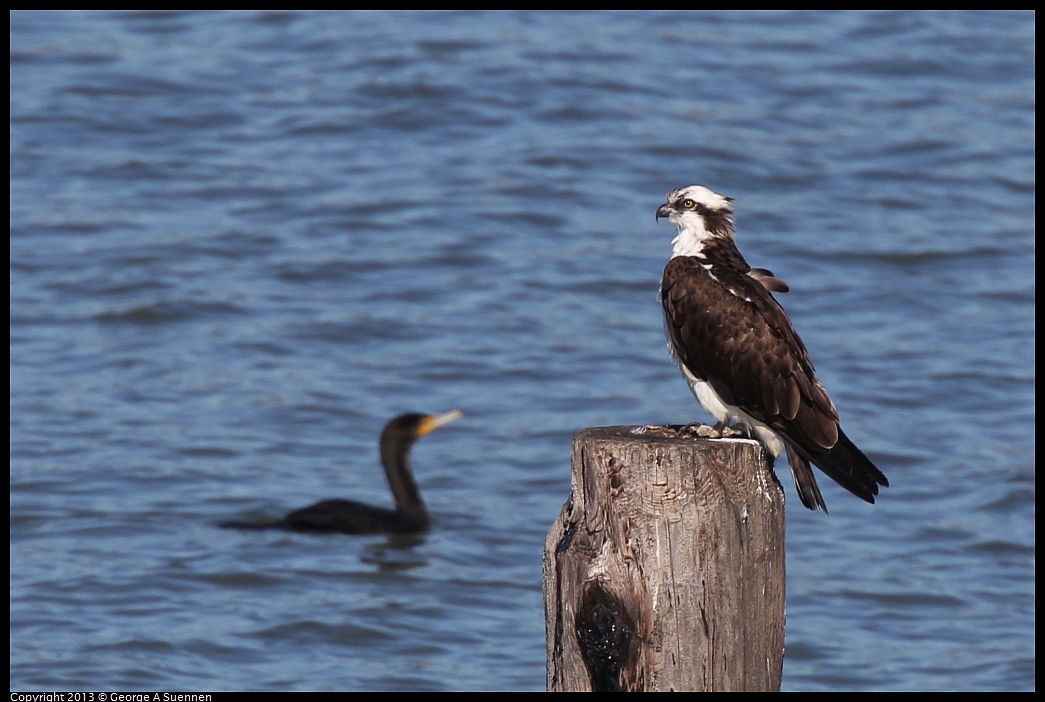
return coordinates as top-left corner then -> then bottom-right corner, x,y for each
543,425 -> 786,692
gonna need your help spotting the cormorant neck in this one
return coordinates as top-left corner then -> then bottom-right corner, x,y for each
379,431 -> 429,526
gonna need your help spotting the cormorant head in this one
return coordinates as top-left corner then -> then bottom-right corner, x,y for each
384,410 -> 463,444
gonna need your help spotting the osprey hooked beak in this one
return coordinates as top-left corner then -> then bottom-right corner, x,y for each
655,201 -> 673,222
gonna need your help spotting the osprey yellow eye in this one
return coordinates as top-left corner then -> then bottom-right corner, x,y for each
682,199 -> 695,209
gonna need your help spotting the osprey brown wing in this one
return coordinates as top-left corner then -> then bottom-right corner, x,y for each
661,255 -> 839,454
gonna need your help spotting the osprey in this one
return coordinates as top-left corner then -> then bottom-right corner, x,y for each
656,185 -> 888,512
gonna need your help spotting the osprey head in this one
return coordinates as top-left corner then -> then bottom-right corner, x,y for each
657,185 -> 736,255
657,185 -> 734,226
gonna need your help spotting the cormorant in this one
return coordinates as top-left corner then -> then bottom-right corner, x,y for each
219,410 -> 462,534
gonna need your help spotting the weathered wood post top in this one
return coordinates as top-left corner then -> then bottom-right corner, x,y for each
543,424 -> 786,692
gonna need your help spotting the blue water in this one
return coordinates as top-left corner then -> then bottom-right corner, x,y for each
10,10 -> 1034,692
